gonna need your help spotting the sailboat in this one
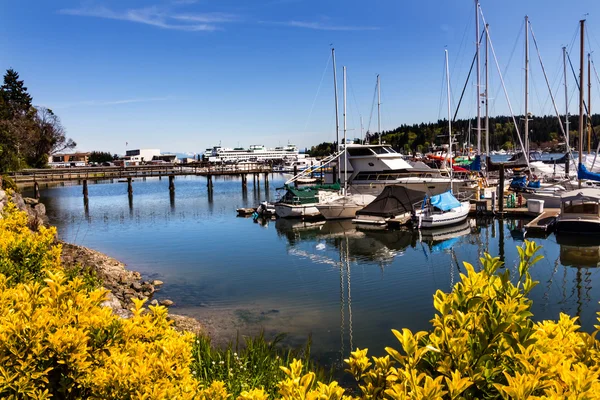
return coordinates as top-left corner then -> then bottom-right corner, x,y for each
412,50 -> 471,229
316,66 -> 376,219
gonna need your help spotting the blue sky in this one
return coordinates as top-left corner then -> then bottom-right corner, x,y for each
1,0 -> 600,154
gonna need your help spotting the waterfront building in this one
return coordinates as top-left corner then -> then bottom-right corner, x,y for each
124,149 -> 161,164
49,152 -> 91,167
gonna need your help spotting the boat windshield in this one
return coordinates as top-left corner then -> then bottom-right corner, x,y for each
347,147 -> 374,156
563,201 -> 599,214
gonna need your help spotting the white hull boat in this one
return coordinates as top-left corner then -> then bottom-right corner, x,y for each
413,191 -> 470,229
274,204 -> 321,218
316,194 -> 376,220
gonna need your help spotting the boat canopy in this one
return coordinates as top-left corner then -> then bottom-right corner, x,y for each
430,191 -> 461,211
577,163 -> 600,182
278,183 -> 341,205
355,186 -> 424,217
560,187 -> 600,203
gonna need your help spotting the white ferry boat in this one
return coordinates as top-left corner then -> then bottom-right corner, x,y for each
205,144 -> 300,163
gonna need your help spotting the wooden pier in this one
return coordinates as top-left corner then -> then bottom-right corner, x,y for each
10,162 -> 273,187
524,209 -> 560,233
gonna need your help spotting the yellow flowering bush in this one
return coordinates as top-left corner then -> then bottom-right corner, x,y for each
2,197 -> 600,399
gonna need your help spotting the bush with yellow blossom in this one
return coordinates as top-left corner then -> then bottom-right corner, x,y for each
1,196 -> 600,399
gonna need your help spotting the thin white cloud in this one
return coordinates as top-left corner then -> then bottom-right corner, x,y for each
265,20 -> 379,31
59,5 -> 238,32
50,96 -> 174,109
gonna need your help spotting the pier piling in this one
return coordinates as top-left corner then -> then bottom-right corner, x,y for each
293,165 -> 298,188
127,177 -> 133,195
498,167 -> 505,213
169,175 -> 175,193
207,175 -> 213,190
332,166 -> 337,184
34,181 -> 40,199
82,179 -> 88,198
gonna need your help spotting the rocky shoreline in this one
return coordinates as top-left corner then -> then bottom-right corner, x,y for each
6,189 -> 204,336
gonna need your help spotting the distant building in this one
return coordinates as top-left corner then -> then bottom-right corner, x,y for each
179,157 -> 197,164
123,149 -> 160,164
49,152 -> 91,167
152,154 -> 178,163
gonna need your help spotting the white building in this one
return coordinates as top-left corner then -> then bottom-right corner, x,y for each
125,149 -> 160,163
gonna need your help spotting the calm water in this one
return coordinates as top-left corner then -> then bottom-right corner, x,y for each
27,175 -> 600,365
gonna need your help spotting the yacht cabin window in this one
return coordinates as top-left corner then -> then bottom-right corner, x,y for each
563,201 -> 599,214
347,147 -> 374,156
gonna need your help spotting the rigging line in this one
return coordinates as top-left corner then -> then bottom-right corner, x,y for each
452,28 -> 484,122
450,1 -> 474,81
438,51 -> 448,121
347,74 -> 363,139
491,18 -> 524,110
366,81 -> 377,136
303,53 -> 332,131
480,6 -> 529,169
542,50 -> 567,115
567,52 -> 599,147
529,22 -> 568,149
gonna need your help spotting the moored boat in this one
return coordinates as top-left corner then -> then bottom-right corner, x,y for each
555,188 -> 600,234
412,191 -> 471,229
274,183 -> 340,218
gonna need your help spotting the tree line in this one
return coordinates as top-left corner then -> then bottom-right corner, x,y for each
0,69 -> 75,171
308,114 -> 600,156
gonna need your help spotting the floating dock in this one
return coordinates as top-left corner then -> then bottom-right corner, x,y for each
524,209 -> 560,233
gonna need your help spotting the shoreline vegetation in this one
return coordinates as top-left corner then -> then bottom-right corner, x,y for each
1,188 -> 600,398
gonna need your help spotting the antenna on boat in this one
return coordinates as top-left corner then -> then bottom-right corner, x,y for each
475,0 -> 482,155
343,66 -> 348,195
377,74 -> 381,145
446,49 -> 454,193
332,47 -> 341,183
579,19 -> 585,189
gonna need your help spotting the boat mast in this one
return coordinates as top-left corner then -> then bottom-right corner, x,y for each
485,23 -> 490,163
579,19 -> 585,189
588,52 -> 592,155
377,74 -> 382,145
564,47 -> 570,151
360,115 -> 364,143
475,0 -> 482,155
343,66 -> 348,195
524,16 -> 530,156
332,48 -> 340,183
446,49 -> 453,192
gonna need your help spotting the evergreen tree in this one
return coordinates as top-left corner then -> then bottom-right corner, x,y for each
0,69 -> 33,118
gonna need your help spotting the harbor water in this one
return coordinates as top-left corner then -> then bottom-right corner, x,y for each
28,174 -> 600,366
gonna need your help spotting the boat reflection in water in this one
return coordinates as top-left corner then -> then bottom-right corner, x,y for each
557,234 -> 600,268
274,218 -> 417,265
418,220 -> 472,252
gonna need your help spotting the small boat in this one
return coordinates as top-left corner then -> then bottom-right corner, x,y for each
353,186 -> 424,225
413,191 -> 470,229
256,201 -> 276,216
555,188 -> 600,234
274,183 -> 340,218
296,177 -> 318,184
316,194 -> 375,220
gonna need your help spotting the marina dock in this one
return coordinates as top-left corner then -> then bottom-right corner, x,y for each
524,209 -> 560,233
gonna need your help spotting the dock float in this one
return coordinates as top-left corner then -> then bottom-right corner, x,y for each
524,209 -> 560,233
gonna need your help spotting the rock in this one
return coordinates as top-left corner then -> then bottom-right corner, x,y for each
34,203 -> 46,216
168,314 -> 204,335
131,282 -> 142,291
0,189 -> 6,203
160,299 -> 174,307
100,292 -> 122,312
150,299 -> 159,306
24,197 -> 39,205
152,280 -> 164,286
10,192 -> 25,211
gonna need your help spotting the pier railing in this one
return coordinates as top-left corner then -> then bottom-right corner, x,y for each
9,162 -> 273,186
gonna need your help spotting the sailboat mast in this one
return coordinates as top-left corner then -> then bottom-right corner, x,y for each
485,23 -> 490,161
579,19 -> 585,189
446,49 -> 453,190
564,47 -> 570,150
524,15 -> 530,155
588,52 -> 592,155
343,66 -> 348,195
377,74 -> 382,145
475,0 -> 482,155
360,116 -> 364,143
332,48 -> 340,183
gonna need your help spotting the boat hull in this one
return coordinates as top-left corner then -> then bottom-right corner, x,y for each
413,202 -> 470,228
316,204 -> 364,220
350,180 -> 471,196
555,219 -> 600,234
274,204 -> 320,218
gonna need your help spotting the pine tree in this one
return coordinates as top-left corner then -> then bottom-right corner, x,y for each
0,69 -> 33,118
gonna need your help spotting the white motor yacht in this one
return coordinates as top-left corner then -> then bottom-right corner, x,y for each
315,193 -> 376,220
